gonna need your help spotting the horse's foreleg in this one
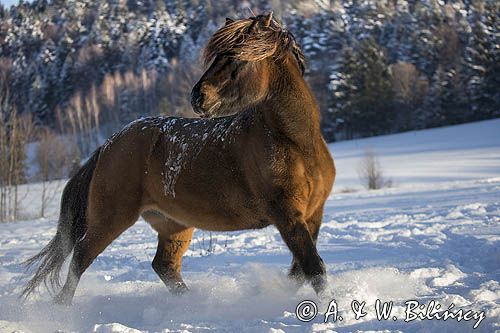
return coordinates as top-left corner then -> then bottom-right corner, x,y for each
144,212 -> 193,295
288,205 -> 325,284
289,257 -> 306,285
276,214 -> 326,295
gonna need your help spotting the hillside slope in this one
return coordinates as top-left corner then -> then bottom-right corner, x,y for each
331,118 -> 500,188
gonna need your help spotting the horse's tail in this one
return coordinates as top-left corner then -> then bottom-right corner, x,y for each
21,147 -> 102,298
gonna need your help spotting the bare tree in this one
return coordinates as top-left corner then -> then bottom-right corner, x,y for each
1,57 -> 35,221
0,108 -> 34,221
36,128 -> 71,217
391,62 -> 428,130
357,150 -> 392,190
0,109 -> 9,221
164,58 -> 203,117
65,90 -> 100,157
391,62 -> 428,106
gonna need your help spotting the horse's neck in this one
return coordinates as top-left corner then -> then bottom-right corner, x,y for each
262,67 -> 322,150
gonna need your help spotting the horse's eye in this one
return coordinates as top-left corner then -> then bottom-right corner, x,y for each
229,62 -> 241,79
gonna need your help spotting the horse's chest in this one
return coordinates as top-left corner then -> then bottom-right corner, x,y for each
267,147 -> 313,188
269,144 -> 334,201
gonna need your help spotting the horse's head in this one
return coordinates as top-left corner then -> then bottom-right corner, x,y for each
191,13 -> 305,117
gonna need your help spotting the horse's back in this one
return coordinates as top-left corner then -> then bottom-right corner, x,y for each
87,118 -> 160,224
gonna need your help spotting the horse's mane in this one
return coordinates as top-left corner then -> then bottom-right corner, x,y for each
203,15 -> 306,75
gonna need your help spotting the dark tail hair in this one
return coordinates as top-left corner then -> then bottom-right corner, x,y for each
21,147 -> 102,298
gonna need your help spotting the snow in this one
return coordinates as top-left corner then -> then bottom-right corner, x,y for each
330,118 -> 500,190
0,119 -> 499,332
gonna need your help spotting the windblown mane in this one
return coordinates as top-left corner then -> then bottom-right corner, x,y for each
203,15 -> 306,75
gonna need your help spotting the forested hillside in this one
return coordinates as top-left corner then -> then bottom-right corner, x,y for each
0,0 -> 498,142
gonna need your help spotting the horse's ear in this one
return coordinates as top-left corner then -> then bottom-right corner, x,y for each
247,19 -> 258,33
264,12 -> 273,27
225,17 -> 234,26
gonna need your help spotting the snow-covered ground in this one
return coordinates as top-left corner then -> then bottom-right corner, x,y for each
1,119 -> 499,333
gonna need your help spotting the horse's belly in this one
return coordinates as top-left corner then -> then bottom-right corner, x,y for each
169,209 -> 271,232
184,216 -> 271,232
150,192 -> 271,232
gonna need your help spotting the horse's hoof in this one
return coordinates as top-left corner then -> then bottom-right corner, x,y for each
170,282 -> 189,295
311,274 -> 327,296
288,272 -> 306,287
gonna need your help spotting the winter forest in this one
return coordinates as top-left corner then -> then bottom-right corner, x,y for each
0,0 -> 498,218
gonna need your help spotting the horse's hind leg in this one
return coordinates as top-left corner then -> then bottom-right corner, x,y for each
54,204 -> 140,305
153,229 -> 193,294
143,211 -> 194,294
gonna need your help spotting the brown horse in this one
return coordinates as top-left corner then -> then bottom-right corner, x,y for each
22,13 -> 335,305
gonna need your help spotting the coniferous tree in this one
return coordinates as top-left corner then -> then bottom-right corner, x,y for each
465,1 -> 500,120
328,46 -> 360,140
354,37 -> 394,137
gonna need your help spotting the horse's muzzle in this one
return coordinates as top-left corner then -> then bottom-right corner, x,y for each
191,84 -> 204,115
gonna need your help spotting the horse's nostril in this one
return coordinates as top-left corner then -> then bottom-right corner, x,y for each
194,95 -> 202,106
191,89 -> 204,114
